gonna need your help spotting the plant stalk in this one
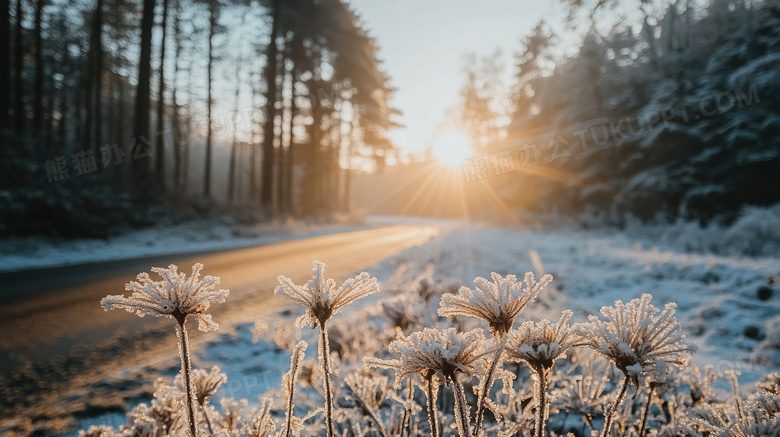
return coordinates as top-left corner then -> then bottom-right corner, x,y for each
319,323 -> 335,437
533,367 -> 550,437
639,385 -> 654,437
176,317 -> 199,437
425,374 -> 439,437
450,376 -> 473,437
601,375 -> 631,437
401,380 -> 413,437
474,339 -> 505,436
200,403 -> 214,435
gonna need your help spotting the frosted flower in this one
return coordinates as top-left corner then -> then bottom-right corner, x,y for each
757,372 -> 780,395
175,365 -> 227,406
274,260 -> 380,328
101,263 -> 229,331
345,369 -> 391,410
698,403 -> 780,437
553,374 -> 609,418
579,293 -> 696,383
375,294 -> 424,332
126,379 -> 186,435
219,398 -> 248,432
505,310 -> 577,372
723,414 -> 780,437
365,327 -> 495,385
78,426 -> 119,437
439,271 -> 553,337
684,366 -> 721,405
242,397 -> 276,437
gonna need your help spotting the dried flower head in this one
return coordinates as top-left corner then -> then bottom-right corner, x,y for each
275,260 -> 380,328
127,379 -> 186,435
219,398 -> 249,432
579,293 -> 696,383
365,327 -> 494,386
242,397 -> 277,437
345,368 -> 392,410
438,271 -> 553,337
505,310 -> 577,372
757,372 -> 780,396
553,374 -> 610,419
175,365 -> 227,406
375,294 -> 425,332
77,425 -> 119,437
100,263 -> 229,331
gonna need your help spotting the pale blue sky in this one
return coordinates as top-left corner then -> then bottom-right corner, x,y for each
350,0 -> 567,157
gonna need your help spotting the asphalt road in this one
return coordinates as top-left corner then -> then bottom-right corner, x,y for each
0,223 -> 439,427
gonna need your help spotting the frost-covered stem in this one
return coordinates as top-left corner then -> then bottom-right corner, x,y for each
533,368 -> 549,437
424,374 -> 439,437
319,323 -> 335,437
284,341 -> 306,437
401,380 -> 414,437
474,339 -> 505,437
175,316 -> 199,437
638,385 -> 654,437
727,371 -> 743,420
200,403 -> 214,435
449,376 -> 473,437
284,384 -> 296,437
601,375 -> 630,437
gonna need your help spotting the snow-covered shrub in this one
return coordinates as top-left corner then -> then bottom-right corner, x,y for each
620,203 -> 780,257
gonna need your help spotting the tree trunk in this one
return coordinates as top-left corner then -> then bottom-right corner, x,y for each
283,45 -> 297,215
260,0 -> 281,211
342,118 -> 354,211
250,70 -> 260,203
133,0 -> 156,195
91,0 -> 104,157
0,0 -> 10,129
204,0 -> 216,198
56,33 -> 68,151
274,47 -> 285,213
171,0 -> 182,195
32,0 -> 43,135
228,55 -> 241,203
13,0 -> 24,133
641,7 -> 659,71
155,0 -> 168,190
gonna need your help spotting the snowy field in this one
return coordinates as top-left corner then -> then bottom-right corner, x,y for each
66,218 -> 780,436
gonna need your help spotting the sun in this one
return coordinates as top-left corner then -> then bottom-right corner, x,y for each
431,129 -> 473,168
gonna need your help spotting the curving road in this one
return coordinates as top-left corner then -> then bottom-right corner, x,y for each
0,223 -> 439,427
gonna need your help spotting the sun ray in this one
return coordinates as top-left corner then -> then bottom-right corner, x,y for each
398,165 -> 445,216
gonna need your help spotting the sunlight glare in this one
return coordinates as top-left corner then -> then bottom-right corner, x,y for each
431,129 -> 473,168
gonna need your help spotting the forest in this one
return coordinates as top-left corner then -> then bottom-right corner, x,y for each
451,0 -> 780,225
0,0 -> 397,238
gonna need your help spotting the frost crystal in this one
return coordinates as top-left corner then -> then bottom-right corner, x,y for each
579,293 -> 696,382
505,310 -> 577,371
100,263 -> 229,332
274,260 -> 381,328
438,271 -> 552,337
365,327 -> 495,386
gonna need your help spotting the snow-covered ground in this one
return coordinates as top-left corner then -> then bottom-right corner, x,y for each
38,218 -> 780,435
0,218 -> 371,273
